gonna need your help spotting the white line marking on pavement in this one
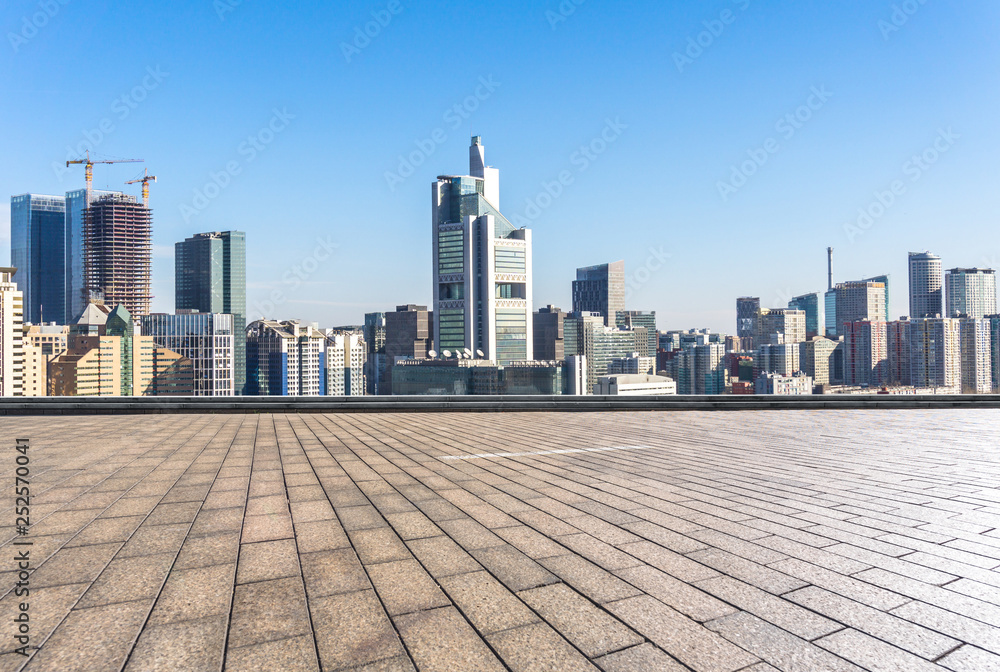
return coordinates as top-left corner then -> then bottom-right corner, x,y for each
441,445 -> 653,461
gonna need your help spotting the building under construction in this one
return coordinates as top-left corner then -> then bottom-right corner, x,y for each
83,193 -> 152,318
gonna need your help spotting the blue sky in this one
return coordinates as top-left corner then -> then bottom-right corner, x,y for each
2,0 -> 997,332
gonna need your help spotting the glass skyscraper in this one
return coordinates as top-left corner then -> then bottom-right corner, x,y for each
787,293 -> 822,339
175,231 -> 247,394
10,194 -> 67,324
573,261 -> 625,327
432,137 -> 533,365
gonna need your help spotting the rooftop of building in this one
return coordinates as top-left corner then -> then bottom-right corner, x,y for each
2,408 -> 997,670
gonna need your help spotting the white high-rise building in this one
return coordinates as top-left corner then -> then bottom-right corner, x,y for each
945,268 -> 997,319
908,317 -> 961,391
324,331 -> 366,396
432,137 -> 533,365
909,252 -> 943,318
0,268 -> 25,397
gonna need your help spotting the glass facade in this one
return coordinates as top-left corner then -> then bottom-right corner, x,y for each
175,231 -> 246,394
437,229 -> 465,275
496,309 -> 527,364
788,293 -> 822,338
10,194 -> 67,325
495,249 -> 525,274
141,313 -> 234,396
437,309 -> 466,352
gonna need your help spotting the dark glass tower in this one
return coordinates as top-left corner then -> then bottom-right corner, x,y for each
572,261 -> 624,327
10,194 -> 67,324
175,231 -> 247,394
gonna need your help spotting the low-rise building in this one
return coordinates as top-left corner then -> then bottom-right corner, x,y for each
755,372 -> 813,395
596,373 -> 676,396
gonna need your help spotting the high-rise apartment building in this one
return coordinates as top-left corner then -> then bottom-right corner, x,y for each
10,194 -> 67,324
22,324 -> 67,397
616,310 -> 657,355
959,318 -> 992,394
835,281 -> 886,334
175,231 -> 247,393
909,252 -> 943,318
757,309 -> 806,346
432,137 -> 533,364
862,275 -> 891,322
736,297 -> 760,348
533,306 -> 566,362
572,261 -> 625,327
908,317 -> 960,390
886,320 -> 910,386
142,313 -> 234,396
83,194 -> 153,318
843,321 -> 888,387
787,293 -> 823,339
989,315 -> 1000,391
945,268 -> 997,319
677,343 -> 726,395
799,337 -> 838,386
756,343 -> 800,378
324,331 -> 366,396
245,320 -> 326,396
0,268 -> 25,397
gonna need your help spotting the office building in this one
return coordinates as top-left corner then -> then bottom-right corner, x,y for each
596,374 -> 676,396
908,318 -> 961,391
564,313 -> 648,393
533,305 -> 566,362
616,310 -> 657,355
736,297 -> 760,348
756,343 -> 800,378
324,331 -> 366,396
959,318 -> 992,394
909,252 -> 943,318
363,312 -> 387,394
608,353 -> 655,375
432,136 -> 533,364
142,312 -> 235,396
824,289 -> 838,337
83,194 -> 153,318
10,194 -> 66,324
572,261 -> 625,327
843,321 -> 888,387
835,281 -> 886,333
862,275 -> 892,322
945,268 -> 997,319
757,308 -> 806,346
245,320 -> 325,396
677,343 -> 726,395
799,337 -> 838,386
384,305 -> 433,392
0,269 -> 25,397
787,293 -> 823,339
756,372 -> 813,395
22,324 -> 66,396
886,320 -> 911,386
391,358 -> 571,395
175,231 -> 247,393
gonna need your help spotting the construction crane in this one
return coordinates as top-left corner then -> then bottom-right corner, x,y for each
65,151 -> 143,202
126,169 -> 158,207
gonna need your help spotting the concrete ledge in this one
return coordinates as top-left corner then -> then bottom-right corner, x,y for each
2,394 -> 1000,414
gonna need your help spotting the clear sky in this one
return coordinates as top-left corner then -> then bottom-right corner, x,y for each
2,0 -> 998,332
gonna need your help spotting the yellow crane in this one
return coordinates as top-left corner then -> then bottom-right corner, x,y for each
126,169 -> 158,206
65,151 -> 143,201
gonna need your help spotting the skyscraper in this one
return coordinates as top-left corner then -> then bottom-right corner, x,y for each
245,319 -> 326,396
909,252 -> 943,318
736,297 -> 760,349
572,261 -> 625,327
83,194 -> 152,318
835,281 -> 886,332
175,231 -> 247,394
10,194 -> 67,324
843,321 -> 888,387
862,275 -> 891,322
757,309 -> 807,346
908,317 -> 961,390
616,310 -> 657,355
0,268 -> 24,397
533,306 -> 566,361
945,268 -> 997,319
363,312 -> 387,394
959,318 -> 992,393
432,137 -> 533,364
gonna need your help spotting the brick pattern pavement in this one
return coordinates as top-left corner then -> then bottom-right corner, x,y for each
0,410 -> 996,671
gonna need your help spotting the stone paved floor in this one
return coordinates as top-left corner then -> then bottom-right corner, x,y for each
0,410 -> 998,671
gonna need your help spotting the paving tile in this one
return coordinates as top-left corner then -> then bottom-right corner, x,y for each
594,643 -> 688,672
705,611 -> 861,672
470,545 -> 558,592
890,600 -> 1000,656
620,541 -> 720,583
519,583 -> 643,657
225,636 -> 319,672
117,523 -> 189,558
385,511 -> 442,540
229,577 -> 312,648
123,615 -> 227,672
148,563 -> 235,625
312,590 -> 408,669
786,585 -> 960,658
488,622 -> 601,671
77,552 -> 175,608
438,570 -> 538,634
237,538 -> 300,583
608,595 -> 759,672
618,565 -> 737,623
189,507 -> 244,537
539,554 -> 643,604
65,516 -> 145,547
555,533 -> 644,571
367,559 -> 451,616
769,558 -> 910,610
173,531 -> 240,570
22,599 -> 153,672
396,606 -> 505,671
349,527 -> 412,565
301,548 -> 371,597
815,628 -> 942,672
407,535 -> 482,578
293,519 -> 351,553
938,644 -> 1000,672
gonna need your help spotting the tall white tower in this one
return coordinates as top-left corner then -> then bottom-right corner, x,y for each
432,137 -> 533,364
0,268 -> 25,397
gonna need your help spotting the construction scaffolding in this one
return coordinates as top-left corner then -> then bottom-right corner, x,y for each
83,194 -> 153,318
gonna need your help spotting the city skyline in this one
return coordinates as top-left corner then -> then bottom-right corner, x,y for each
2,1 -> 997,333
